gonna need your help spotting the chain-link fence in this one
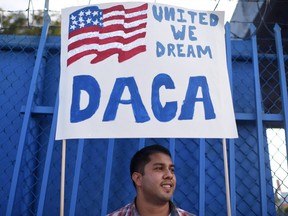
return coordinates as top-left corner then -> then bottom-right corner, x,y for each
1,8 -> 288,216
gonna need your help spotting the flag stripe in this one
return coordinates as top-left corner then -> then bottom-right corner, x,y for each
68,32 -> 146,52
103,3 -> 148,15
102,18 -> 147,30
69,26 -> 101,39
67,43 -> 146,66
68,37 -> 145,59
69,22 -> 147,42
103,14 -> 147,24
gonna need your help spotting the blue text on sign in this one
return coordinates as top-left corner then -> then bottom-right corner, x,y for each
70,74 -> 216,123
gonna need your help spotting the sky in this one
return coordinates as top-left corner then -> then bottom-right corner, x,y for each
1,0 -> 238,22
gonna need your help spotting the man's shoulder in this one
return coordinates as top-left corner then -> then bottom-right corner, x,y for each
176,207 -> 196,216
106,203 -> 135,216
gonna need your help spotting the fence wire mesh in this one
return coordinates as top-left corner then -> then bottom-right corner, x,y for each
0,8 -> 288,216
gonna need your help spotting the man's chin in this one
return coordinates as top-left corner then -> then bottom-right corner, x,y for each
159,193 -> 173,202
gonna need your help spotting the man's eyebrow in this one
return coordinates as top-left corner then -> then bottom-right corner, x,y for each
152,163 -> 175,167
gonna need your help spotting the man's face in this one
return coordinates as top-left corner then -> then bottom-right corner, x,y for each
137,152 -> 176,205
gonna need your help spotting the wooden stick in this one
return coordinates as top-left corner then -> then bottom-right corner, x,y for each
60,139 -> 67,216
222,138 -> 232,216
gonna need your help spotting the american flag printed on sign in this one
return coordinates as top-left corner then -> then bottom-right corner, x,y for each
67,3 -> 148,66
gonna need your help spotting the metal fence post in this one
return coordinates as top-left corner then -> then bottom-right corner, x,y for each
37,94 -> 59,215
251,24 -> 268,216
199,138 -> 205,216
274,24 -> 288,169
101,139 -> 115,216
5,5 -> 51,216
69,139 -> 85,216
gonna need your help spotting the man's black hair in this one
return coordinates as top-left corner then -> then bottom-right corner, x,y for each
130,144 -> 172,178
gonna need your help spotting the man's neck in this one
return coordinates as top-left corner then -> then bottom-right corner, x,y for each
135,197 -> 170,216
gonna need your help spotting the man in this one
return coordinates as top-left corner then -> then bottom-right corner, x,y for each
107,144 -> 195,216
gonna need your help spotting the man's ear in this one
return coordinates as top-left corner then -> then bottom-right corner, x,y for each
132,172 -> 142,187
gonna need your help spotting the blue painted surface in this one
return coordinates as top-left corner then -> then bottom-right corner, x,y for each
251,25 -> 268,216
0,23 -> 285,215
5,11 -> 51,215
274,24 -> 288,168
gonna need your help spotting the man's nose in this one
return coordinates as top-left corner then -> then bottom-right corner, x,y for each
163,169 -> 173,179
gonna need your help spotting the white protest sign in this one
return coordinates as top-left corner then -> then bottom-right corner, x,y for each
56,2 -> 238,139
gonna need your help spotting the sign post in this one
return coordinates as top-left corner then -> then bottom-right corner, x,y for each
223,138 -> 232,216
60,139 -> 66,216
